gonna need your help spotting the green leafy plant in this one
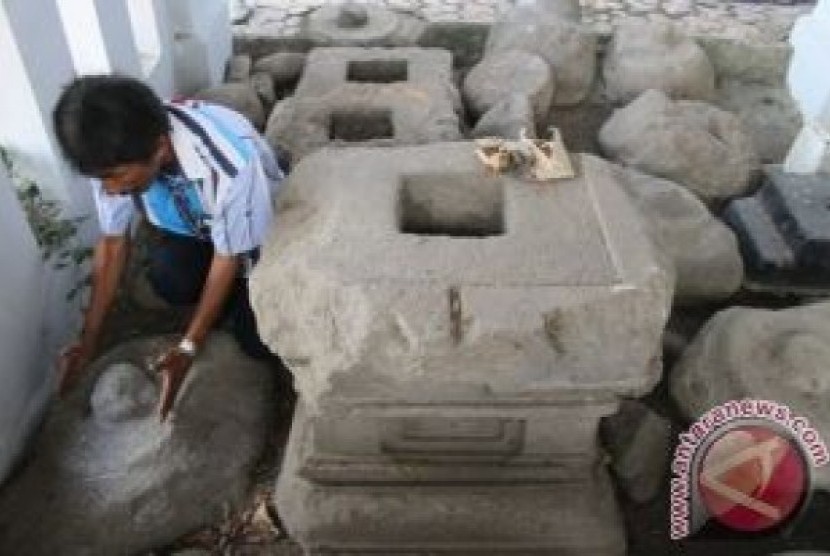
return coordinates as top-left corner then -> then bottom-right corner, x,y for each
0,146 -> 92,300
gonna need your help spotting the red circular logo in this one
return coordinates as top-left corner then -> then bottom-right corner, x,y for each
697,425 -> 809,532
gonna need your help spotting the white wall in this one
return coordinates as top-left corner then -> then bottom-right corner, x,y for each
0,0 -> 79,207
0,169 -> 51,483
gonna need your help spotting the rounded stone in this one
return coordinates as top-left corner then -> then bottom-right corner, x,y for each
90,362 -> 157,424
463,50 -> 555,121
603,20 -> 716,104
599,89 -> 759,205
487,13 -> 597,106
192,82 -> 266,130
472,94 -> 537,139
252,52 -> 307,87
612,166 -> 744,303
671,302 -> 830,428
305,4 -> 410,46
336,4 -> 369,28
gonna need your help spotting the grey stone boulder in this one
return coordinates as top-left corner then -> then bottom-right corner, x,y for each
601,400 -> 672,504
472,94 -> 537,139
226,53 -> 253,83
463,50 -> 554,121
252,52 -> 307,88
612,166 -> 744,303
264,97 -> 295,157
715,80 -> 802,164
487,8 -> 596,106
514,0 -> 582,21
193,82 -> 266,130
303,3 -> 425,47
603,20 -> 716,104
251,71 -> 277,111
599,89 -> 759,205
670,301 -> 830,490
0,334 -> 273,556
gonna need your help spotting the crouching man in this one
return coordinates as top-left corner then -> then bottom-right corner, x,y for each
53,75 -> 285,420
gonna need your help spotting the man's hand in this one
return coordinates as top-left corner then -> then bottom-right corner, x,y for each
153,346 -> 195,422
57,341 -> 95,396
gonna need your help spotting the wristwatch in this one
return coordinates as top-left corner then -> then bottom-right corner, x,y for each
177,338 -> 198,357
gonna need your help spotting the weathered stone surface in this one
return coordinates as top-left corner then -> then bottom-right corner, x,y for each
252,52 -> 307,88
251,143 -> 670,410
514,0 -> 582,21
0,334 -> 273,555
463,50 -> 554,121
251,143 -> 670,553
613,166 -> 744,303
603,20 -> 716,104
265,48 -> 462,160
251,71 -> 277,110
276,404 -> 627,555
193,82 -> 266,130
472,94 -> 537,139
303,3 -> 425,47
487,6 -> 596,106
670,302 -> 830,489
226,53 -> 253,83
601,400 -> 672,504
715,79 -> 802,164
599,90 -> 759,205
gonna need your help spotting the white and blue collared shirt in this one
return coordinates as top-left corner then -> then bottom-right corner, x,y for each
92,100 -> 284,256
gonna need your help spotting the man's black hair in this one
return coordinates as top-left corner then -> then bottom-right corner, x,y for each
52,75 -> 170,176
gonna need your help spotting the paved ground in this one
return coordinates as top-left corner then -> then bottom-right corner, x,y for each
236,0 -> 815,43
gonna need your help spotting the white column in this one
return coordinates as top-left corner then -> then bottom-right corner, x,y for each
784,0 -> 830,174
0,0 -> 94,214
169,0 -> 233,95
0,0 -> 98,486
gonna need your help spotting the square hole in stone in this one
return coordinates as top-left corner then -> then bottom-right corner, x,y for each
347,60 -> 409,83
399,174 -> 505,237
329,110 -> 394,142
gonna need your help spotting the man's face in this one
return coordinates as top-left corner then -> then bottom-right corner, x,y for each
97,137 -> 169,196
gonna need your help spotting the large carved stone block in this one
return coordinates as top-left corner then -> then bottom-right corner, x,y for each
250,143 -> 671,553
265,48 -> 461,161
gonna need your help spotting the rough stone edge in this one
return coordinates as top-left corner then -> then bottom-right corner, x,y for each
234,25 -> 790,85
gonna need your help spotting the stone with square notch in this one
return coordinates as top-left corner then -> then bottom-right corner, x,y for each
251,143 -> 671,410
250,143 -> 670,552
265,48 -> 462,161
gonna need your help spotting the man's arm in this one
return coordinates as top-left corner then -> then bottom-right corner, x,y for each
186,253 -> 239,345
58,235 -> 129,394
156,253 -> 240,420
